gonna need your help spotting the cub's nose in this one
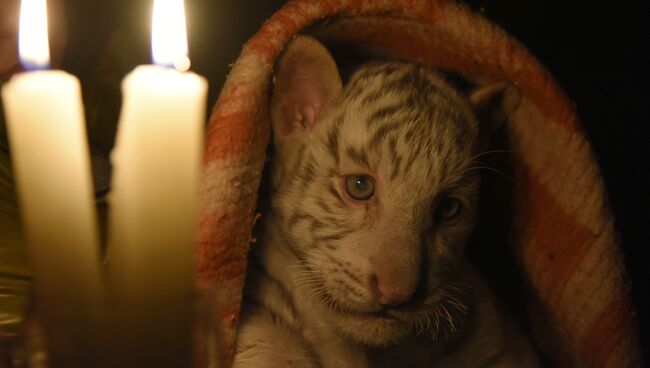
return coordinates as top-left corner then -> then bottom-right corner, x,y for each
370,274 -> 416,306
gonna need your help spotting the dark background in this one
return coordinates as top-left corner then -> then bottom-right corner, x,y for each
9,0 -> 650,361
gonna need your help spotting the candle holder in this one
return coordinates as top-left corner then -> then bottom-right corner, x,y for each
0,282 -> 227,368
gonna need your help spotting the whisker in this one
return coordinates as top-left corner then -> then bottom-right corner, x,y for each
444,281 -> 473,290
468,149 -> 516,163
462,165 -> 513,182
413,316 -> 424,335
446,299 -> 468,314
433,306 -> 441,337
440,304 -> 455,332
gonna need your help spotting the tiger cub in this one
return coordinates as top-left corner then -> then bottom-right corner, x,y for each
234,36 -> 539,367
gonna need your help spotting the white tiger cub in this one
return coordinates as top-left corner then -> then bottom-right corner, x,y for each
234,36 -> 539,367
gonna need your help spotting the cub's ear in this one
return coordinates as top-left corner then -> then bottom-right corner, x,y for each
469,81 -> 521,135
271,36 -> 342,140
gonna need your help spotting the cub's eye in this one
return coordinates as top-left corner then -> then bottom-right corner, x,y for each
436,197 -> 461,220
344,175 -> 375,200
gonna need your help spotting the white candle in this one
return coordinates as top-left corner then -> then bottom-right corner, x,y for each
1,0 -> 104,365
107,0 -> 207,364
109,65 -> 206,300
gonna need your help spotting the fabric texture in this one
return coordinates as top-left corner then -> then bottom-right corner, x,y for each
196,0 -> 640,366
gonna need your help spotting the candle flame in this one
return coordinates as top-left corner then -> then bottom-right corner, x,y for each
19,0 -> 50,70
152,0 -> 190,72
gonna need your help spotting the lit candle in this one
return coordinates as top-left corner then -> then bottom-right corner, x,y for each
107,0 -> 207,364
1,0 -> 104,366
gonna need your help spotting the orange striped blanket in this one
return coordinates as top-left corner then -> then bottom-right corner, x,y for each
195,1 -> 640,366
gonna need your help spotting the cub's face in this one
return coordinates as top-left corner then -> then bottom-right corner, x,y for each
270,37 -> 515,346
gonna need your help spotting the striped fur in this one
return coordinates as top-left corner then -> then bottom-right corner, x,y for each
234,37 -> 537,367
